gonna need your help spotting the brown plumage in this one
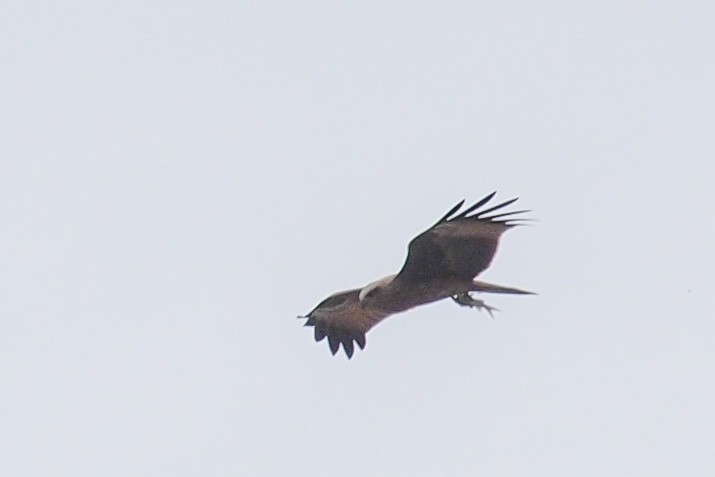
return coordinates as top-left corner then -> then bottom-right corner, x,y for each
299,192 -> 534,358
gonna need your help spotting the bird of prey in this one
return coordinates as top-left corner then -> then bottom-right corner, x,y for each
298,192 -> 534,358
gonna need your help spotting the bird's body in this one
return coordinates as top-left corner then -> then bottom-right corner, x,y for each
299,192 -> 534,358
361,274 -> 472,313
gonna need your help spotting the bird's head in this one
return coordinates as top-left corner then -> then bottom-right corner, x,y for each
358,274 -> 397,304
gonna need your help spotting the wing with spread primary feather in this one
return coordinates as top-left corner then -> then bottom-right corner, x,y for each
300,289 -> 391,358
397,192 -> 530,283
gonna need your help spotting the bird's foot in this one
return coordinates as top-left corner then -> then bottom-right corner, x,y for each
452,293 -> 499,319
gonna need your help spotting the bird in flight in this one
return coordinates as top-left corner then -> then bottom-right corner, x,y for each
298,192 -> 534,358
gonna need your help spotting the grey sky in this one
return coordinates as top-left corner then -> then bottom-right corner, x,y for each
2,1 -> 714,475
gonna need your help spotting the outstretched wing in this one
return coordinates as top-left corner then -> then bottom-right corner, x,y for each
300,289 -> 391,358
396,192 -> 529,283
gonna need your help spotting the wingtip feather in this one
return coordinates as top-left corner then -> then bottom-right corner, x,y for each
474,197 -> 519,217
328,336 -> 340,355
343,340 -> 355,359
436,200 -> 466,224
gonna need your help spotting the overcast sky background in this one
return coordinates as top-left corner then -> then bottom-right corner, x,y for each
2,1 -> 715,475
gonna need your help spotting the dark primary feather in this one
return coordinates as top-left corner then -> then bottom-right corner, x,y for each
452,191 -> 497,219
472,197 -> 519,217
397,192 -> 529,282
481,209 -> 530,221
434,199 -> 465,225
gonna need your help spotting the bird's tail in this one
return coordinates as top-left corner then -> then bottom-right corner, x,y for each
470,280 -> 535,295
